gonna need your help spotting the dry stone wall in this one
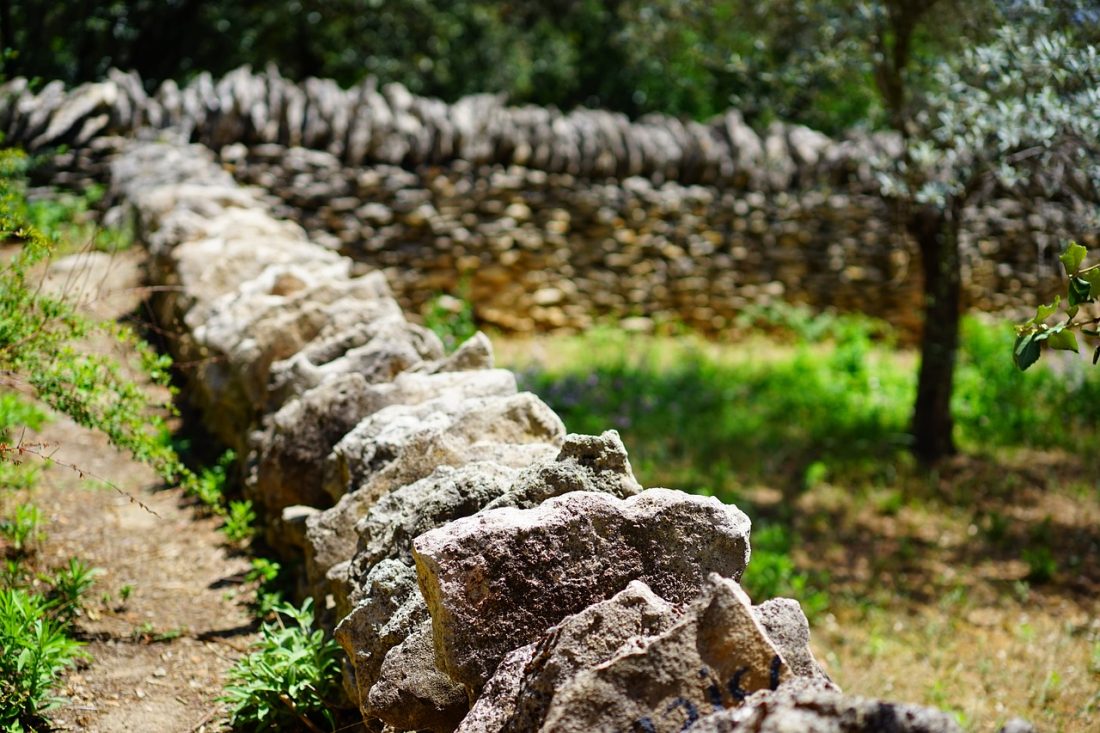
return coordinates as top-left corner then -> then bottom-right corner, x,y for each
3,68 -> 1091,337
108,136 -> 1022,732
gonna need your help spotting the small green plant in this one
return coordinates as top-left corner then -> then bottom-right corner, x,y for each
423,289 -> 477,353
223,500 -> 257,543
0,503 -> 44,554
24,183 -> 132,254
0,587 -> 87,729
189,449 -> 237,512
221,597 -> 341,731
43,557 -> 99,626
246,557 -> 284,619
1023,546 -> 1058,584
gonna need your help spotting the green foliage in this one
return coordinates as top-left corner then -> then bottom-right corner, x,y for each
422,292 -> 477,354
741,523 -> 829,620
0,588 -> 86,730
246,558 -> 284,620
23,185 -> 132,255
0,149 -> 184,487
222,500 -> 256,543
1015,242 -> 1100,371
221,598 -> 340,731
43,558 -> 99,627
0,393 -> 48,492
188,450 -> 237,513
0,504 -> 44,555
518,319 -> 912,496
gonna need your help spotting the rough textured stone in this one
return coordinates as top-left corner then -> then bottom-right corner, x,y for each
348,461 -> 520,577
413,489 -> 752,691
536,575 -> 790,733
367,621 -> 468,733
253,369 -> 517,515
334,560 -> 427,703
483,429 -> 642,510
688,677 -> 962,733
305,440 -> 560,603
495,581 -> 679,733
455,644 -> 536,733
752,597 -> 831,682
323,392 -> 564,502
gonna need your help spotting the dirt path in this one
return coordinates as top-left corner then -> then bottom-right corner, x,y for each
20,248 -> 257,732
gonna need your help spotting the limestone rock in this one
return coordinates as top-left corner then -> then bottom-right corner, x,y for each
455,645 -> 536,733
367,621 -> 468,733
254,369 -> 517,515
413,489 -> 752,691
483,429 -> 642,510
536,575 -> 790,733
752,597 -> 830,682
334,560 -> 427,707
323,392 -> 564,502
688,677 -> 962,733
347,461 -> 520,579
478,580 -> 679,733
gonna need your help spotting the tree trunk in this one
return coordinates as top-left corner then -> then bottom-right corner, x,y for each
909,203 -> 962,464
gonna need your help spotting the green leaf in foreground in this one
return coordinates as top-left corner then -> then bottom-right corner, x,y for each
1068,276 -> 1092,307
1059,241 -> 1088,275
1046,329 -> 1079,353
1013,332 -> 1041,371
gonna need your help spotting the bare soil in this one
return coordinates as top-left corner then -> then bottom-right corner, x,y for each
5,248 -> 258,732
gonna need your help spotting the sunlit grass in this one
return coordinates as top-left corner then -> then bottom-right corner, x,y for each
493,311 -> 1100,731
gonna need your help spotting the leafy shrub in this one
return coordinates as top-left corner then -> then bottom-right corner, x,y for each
223,500 -> 256,543
0,504 -> 44,554
221,598 -> 341,731
0,588 -> 86,729
188,450 -> 237,513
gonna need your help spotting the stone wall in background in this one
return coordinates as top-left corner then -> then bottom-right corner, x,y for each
109,136 -> 981,733
3,68 -> 1091,337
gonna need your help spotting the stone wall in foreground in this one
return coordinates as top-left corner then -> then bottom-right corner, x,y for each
110,136 -> 1010,733
4,69 -> 1091,337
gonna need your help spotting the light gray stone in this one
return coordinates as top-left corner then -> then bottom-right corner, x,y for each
367,621 -> 468,733
413,489 -> 752,692
535,575 -> 790,733
688,677 -> 962,733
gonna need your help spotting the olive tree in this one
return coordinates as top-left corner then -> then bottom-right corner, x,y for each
886,2 -> 1100,462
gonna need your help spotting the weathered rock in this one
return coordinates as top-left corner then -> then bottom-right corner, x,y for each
413,489 -> 752,691
347,461 -> 519,578
189,267 -> 402,446
253,369 -> 517,516
266,317 -> 446,403
483,429 -> 641,510
688,676 -> 962,733
367,621 -> 468,733
323,392 -> 564,502
479,580 -> 679,733
752,597 -> 830,682
455,644 -> 536,733
334,560 -> 428,709
535,575 -> 790,733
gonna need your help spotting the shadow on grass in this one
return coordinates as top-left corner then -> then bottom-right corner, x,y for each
513,317 -> 1100,612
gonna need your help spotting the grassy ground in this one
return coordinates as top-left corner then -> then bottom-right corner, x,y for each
492,312 -> 1100,732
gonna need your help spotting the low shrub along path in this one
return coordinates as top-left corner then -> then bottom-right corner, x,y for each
17,247 -> 257,732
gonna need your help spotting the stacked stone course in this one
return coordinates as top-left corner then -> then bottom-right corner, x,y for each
3,68 -> 1088,338
108,137 -> 1001,732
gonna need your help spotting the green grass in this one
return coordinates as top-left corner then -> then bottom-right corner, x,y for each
512,315 -> 1100,498
502,311 -> 1100,616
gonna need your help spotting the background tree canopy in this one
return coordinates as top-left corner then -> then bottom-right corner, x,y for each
0,0 -> 1000,135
